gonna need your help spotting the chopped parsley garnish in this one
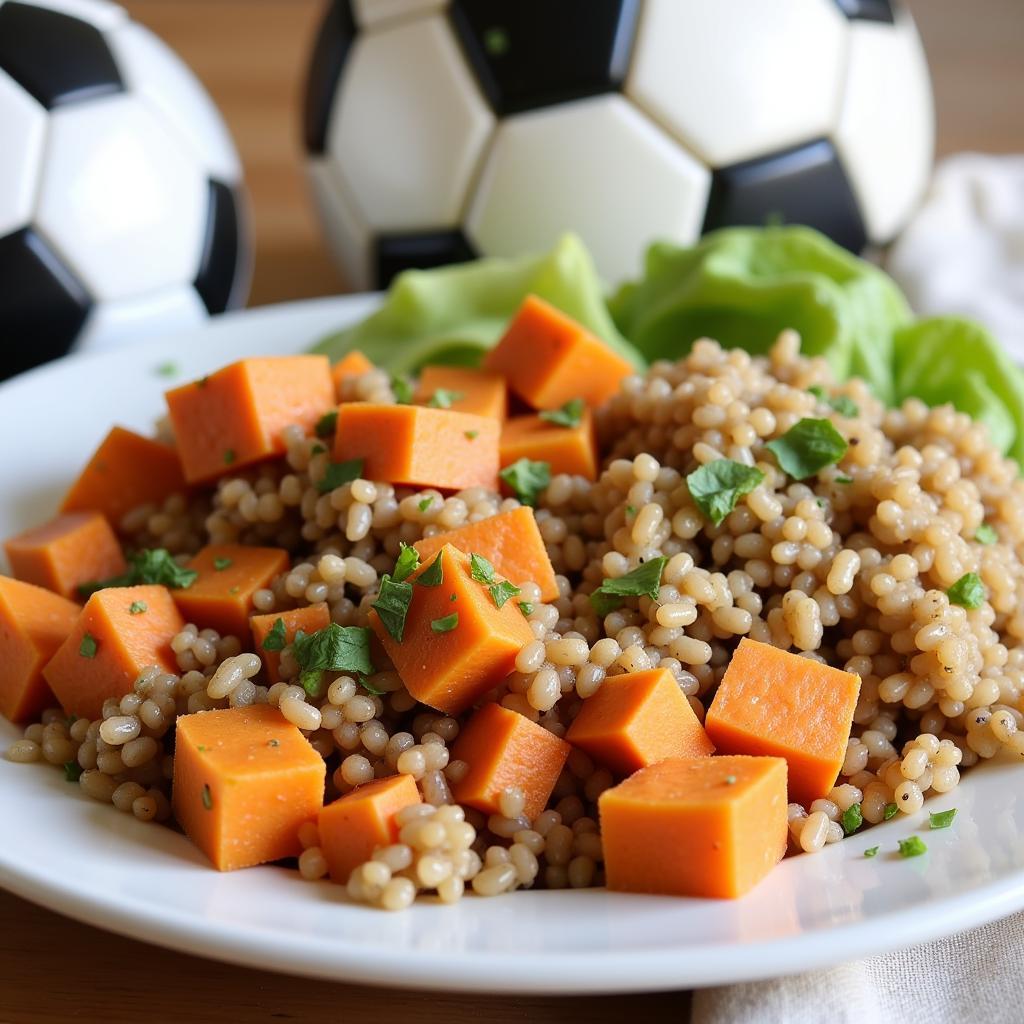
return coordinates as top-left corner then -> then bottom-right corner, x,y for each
391,374 -> 414,404
418,497 -> 434,512
311,443 -> 327,455
883,802 -> 899,821
317,457 -> 364,494
79,633 -> 98,658
393,542 -> 420,582
975,524 -> 998,545
589,556 -> 668,615
213,557 -> 233,571
539,397 -> 585,429
841,802 -> 863,836
464,430 -> 479,440
201,784 -> 213,811
450,593 -> 457,602
625,505 -> 637,516
489,580 -> 521,609
469,553 -> 496,584
431,612 -> 459,633
686,459 -> 765,526
427,388 -> 465,409
155,361 -> 179,378
223,449 -> 236,465
80,548 -> 198,597
315,410 -> 338,438
929,808 -> 957,830
128,600 -> 147,615
947,572 -> 985,610
417,553 -> 444,587
291,623 -> 375,696
835,475 -> 854,485
63,761 -> 83,782
864,846 -> 879,859
372,575 -> 414,643
767,418 -> 848,480
808,385 -> 859,418
499,458 -> 551,506
262,617 -> 287,652
518,601 -> 534,617
897,836 -> 927,858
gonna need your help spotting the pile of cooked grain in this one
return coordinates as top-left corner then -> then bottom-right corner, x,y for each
10,330 -> 1024,908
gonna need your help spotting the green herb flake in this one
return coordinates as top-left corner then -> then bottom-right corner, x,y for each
317,457 -> 364,494
898,836 -> 927,858
372,575 -> 414,643
808,385 -> 859,418
835,475 -> 854,485
431,612 -> 459,634
315,410 -> 338,438
686,459 -> 766,527
841,802 -> 863,836
417,553 -> 444,588
79,633 -> 98,659
724,775 -> 737,786
197,745 -> 208,752
223,449 -> 236,465
589,556 -> 668,615
79,548 -> 200,598
518,601 -> 534,617
947,572 -> 986,610
262,617 -> 287,652
311,443 -> 327,455
201,784 -> 213,810
427,388 -> 465,409
469,553 -> 496,584
929,808 -> 957,830
393,542 -> 421,583
228,586 -> 240,596
539,397 -> 585,429
465,430 -> 479,440
213,557 -> 233,572
499,458 -> 551,507
292,623 -> 375,696
391,374 -> 414,404
450,593 -> 457,602
128,600 -> 147,615
155,361 -> 179,378
489,580 -> 521,609
63,761 -> 83,782
625,505 -> 637,516
864,846 -> 879,859
975,524 -> 998,545
767,418 -> 848,480
883,802 -> 899,821
418,497 -> 434,512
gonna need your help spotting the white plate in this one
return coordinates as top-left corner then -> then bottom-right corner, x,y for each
2,296 -> 1024,995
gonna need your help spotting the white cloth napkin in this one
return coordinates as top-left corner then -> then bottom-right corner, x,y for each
692,912 -> 1024,1023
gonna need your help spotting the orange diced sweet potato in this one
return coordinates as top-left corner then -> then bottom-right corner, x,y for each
173,544 -> 289,641
415,365 -> 507,420
5,511 -> 126,600
60,427 -> 187,529
484,295 -> 633,409
42,584 -> 184,720
413,506 -> 558,603
335,403 -> 500,492
566,668 -> 715,776
705,638 -> 861,805
369,544 -> 533,714
331,348 -> 375,396
250,602 -> 331,683
318,774 -> 421,884
0,576 -> 79,721
500,408 -> 598,481
173,705 -> 326,871
165,356 -> 334,484
599,755 -> 788,899
450,702 -> 570,820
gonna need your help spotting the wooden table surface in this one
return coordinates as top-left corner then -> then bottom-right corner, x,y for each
3,2 -> 1023,1021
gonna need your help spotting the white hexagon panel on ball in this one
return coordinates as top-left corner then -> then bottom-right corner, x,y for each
466,94 -> 710,286
0,69 -> 46,237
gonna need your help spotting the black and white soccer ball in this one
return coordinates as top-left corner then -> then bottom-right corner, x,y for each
0,0 -> 250,378
304,0 -> 933,290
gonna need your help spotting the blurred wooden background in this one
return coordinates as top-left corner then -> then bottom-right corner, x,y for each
121,0 -> 1024,309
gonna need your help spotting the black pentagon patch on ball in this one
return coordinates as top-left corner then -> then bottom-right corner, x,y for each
0,1 -> 123,109
194,180 -> 244,315
0,228 -> 91,379
375,230 -> 478,289
303,0 -> 358,154
831,0 -> 896,23
702,139 -> 868,254
449,0 -> 640,115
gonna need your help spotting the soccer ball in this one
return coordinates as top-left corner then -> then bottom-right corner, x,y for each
0,0 -> 250,378
304,0 -> 933,290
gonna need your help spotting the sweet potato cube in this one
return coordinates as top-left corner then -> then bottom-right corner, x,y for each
5,511 -> 126,600
484,294 -> 633,409
42,584 -> 184,720
173,544 -> 289,640
450,702 -> 570,820
60,427 -> 187,528
331,348 -> 375,395
173,705 -> 326,871
250,602 -> 331,683
318,774 -> 421,884
599,755 -> 788,899
334,403 -> 499,491
413,506 -> 558,603
165,356 -> 334,484
705,638 -> 861,805
0,576 -> 79,721
415,365 -> 507,420
566,668 -> 715,776
500,408 -> 598,481
369,544 -> 533,714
